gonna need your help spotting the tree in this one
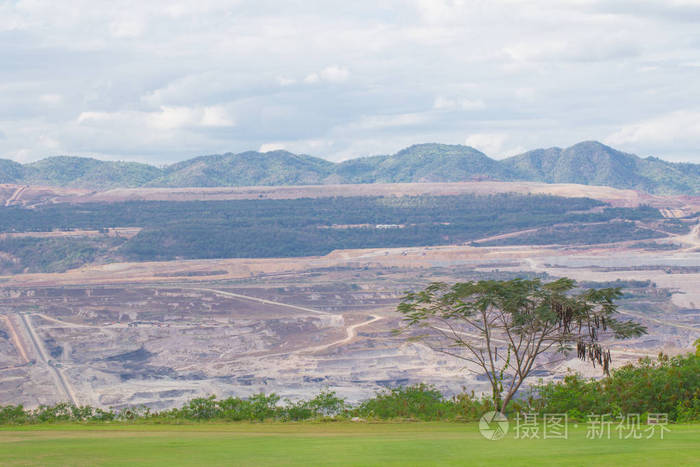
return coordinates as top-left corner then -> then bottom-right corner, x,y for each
397,278 -> 647,414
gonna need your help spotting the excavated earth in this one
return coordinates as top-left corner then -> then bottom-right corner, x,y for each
0,182 -> 698,408
1,241 -> 698,409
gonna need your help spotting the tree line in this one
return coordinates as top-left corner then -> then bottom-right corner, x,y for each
0,194 -> 664,264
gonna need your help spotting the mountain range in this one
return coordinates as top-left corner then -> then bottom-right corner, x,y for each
0,141 -> 697,195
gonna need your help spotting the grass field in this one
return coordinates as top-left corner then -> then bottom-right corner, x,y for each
0,422 -> 698,466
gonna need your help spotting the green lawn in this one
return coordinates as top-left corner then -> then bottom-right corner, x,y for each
0,422 -> 698,466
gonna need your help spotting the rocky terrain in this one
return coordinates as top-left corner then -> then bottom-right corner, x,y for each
1,222 -> 697,408
0,181 -> 697,408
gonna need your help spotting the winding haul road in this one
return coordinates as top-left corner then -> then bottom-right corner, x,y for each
4,185 -> 27,206
301,314 -> 383,354
195,287 -> 385,357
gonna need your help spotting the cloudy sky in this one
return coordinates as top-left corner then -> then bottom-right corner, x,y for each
1,0 -> 699,164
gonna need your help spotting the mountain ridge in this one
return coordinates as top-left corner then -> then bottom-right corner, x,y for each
501,141 -> 698,195
0,141 -> 697,195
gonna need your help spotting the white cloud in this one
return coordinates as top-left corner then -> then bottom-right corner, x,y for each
39,94 -> 63,105
76,111 -> 116,124
11,149 -> 33,163
109,16 -> 146,38
38,134 -> 60,150
433,97 -> 485,111
201,106 -> 236,127
605,110 -> 700,149
77,105 -> 235,131
319,66 -> 349,83
464,133 -> 508,155
433,96 -> 456,110
342,113 -> 429,131
503,36 -> 639,64
514,88 -> 536,102
459,99 -> 485,110
304,66 -> 350,85
503,41 -> 568,62
303,73 -> 320,84
277,76 -> 296,86
414,0 -> 467,24
1,1 -> 699,163
147,106 -> 200,130
259,142 -> 286,152
464,133 -> 526,158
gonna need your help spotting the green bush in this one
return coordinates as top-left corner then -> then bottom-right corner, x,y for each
0,405 -> 27,424
158,391 -> 344,422
0,356 -> 696,425
354,384 -> 491,421
531,353 -> 700,421
284,390 -> 347,421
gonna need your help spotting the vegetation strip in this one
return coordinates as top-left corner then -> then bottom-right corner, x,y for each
1,354 -> 697,424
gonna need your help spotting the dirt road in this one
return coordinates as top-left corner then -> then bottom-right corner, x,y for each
196,287 -> 389,354
302,314 -> 384,354
4,185 -> 27,206
17,313 -> 79,405
193,287 -> 331,316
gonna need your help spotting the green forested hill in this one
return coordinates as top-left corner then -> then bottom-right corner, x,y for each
334,143 -> 517,183
22,156 -> 163,189
147,150 -> 336,187
0,159 -> 25,183
0,141 -> 697,194
503,141 -> 699,195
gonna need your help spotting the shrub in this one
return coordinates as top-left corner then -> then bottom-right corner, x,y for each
353,384 -> 491,421
355,384 -> 448,420
0,405 -> 27,424
531,353 -> 699,421
0,356 -> 696,425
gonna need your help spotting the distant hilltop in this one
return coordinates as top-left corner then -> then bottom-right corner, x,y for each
1,141 -> 698,195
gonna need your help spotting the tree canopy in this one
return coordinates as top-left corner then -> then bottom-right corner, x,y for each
397,278 -> 648,413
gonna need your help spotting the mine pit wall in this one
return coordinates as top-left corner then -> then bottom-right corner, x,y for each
0,314 -> 30,364
0,235 -> 697,410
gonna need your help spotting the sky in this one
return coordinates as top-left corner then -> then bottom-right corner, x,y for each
1,0 -> 699,164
